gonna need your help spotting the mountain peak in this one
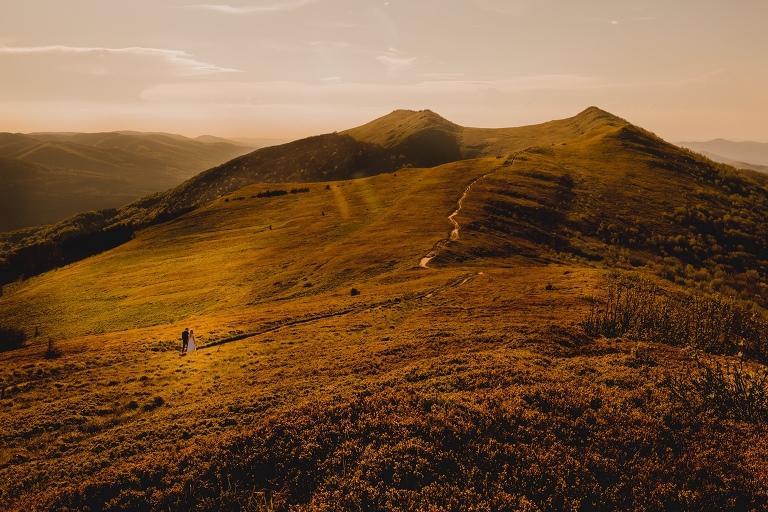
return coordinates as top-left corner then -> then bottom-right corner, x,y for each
377,108 -> 456,125
572,106 -> 627,128
341,109 -> 461,147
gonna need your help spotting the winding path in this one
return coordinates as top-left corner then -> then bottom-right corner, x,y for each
419,153 -> 519,268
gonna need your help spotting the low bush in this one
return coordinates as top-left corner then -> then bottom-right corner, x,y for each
44,338 -> 62,359
256,190 -> 288,198
665,352 -> 768,422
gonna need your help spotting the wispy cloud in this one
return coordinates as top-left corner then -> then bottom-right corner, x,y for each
137,71 -> 726,108
492,74 -> 601,91
376,48 -> 417,75
574,70 -> 724,90
139,74 -> 603,105
184,0 -> 321,14
493,70 -> 723,92
0,45 -> 240,75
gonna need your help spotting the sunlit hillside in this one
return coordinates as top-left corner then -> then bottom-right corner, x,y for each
0,108 -> 640,285
2,108 -> 768,510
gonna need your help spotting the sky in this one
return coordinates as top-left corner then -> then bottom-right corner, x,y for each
1,0 -> 767,142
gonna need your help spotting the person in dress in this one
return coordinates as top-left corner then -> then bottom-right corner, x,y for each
187,329 -> 197,352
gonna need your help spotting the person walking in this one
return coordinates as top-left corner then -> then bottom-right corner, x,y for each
187,329 -> 197,353
181,327 -> 189,353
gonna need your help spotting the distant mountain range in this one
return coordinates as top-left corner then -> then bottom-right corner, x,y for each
0,131 -> 265,231
677,139 -> 768,172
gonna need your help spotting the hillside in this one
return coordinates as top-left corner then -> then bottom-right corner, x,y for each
0,107 -> 633,285
2,107 -> 768,510
0,131 -> 254,231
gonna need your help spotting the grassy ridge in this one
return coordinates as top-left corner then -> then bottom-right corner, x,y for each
0,107 -> 627,285
448,123 -> 768,304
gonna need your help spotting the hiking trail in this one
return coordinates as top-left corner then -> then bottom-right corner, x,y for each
420,153 -> 519,268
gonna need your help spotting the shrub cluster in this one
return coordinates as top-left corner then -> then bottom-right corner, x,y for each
254,188 -> 310,198
25,384 -> 768,511
581,271 -> 768,363
256,189 -> 288,198
665,352 -> 768,422
0,221 -> 134,286
44,338 -> 62,359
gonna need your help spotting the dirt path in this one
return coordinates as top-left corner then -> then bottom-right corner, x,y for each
420,153 -> 519,268
202,272 -> 476,350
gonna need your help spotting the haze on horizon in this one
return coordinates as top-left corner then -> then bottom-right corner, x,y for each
1,0 -> 767,142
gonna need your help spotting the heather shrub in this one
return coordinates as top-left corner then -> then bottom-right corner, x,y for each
665,352 -> 768,422
256,189 -> 288,198
582,271 -> 768,362
26,383 -> 768,511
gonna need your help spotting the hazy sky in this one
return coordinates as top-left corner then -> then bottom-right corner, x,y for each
1,0 -> 767,141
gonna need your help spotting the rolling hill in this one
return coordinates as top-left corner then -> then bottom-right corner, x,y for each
677,138 -> 768,166
677,148 -> 768,173
2,108 -> 768,510
0,131 -> 256,231
677,138 -> 768,172
0,107 -> 639,286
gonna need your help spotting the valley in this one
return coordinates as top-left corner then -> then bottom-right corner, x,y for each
0,131 -> 257,231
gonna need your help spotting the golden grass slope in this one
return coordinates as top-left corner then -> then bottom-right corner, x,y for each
0,158 -> 502,342
444,121 -> 768,304
0,107 -> 630,281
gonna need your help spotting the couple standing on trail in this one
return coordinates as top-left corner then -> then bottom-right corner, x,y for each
181,327 -> 197,354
